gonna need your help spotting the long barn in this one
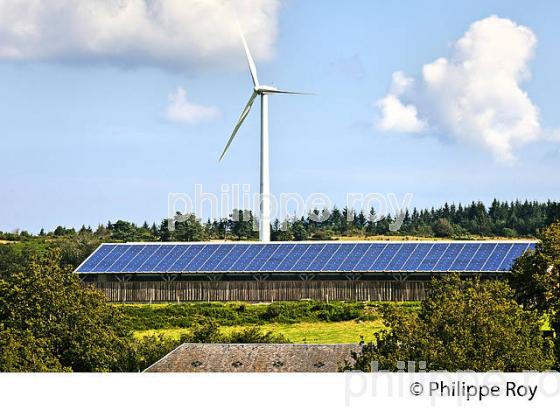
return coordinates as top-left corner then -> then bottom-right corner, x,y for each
76,240 -> 535,302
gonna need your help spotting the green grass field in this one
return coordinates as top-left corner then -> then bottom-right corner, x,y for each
135,319 -> 385,344
126,300 -> 549,344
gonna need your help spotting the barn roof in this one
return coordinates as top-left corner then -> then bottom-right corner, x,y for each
144,343 -> 359,372
75,240 -> 535,275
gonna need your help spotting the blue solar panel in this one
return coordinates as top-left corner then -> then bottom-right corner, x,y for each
305,244 -> 340,271
432,243 -> 463,271
260,244 -> 295,271
465,243 -> 497,271
244,244 -> 281,271
184,245 -> 219,272
139,245 -> 173,272
321,244 -> 353,271
498,243 -> 530,271
290,244 -> 327,271
117,244 -> 157,272
370,244 -> 398,271
213,245 -> 249,271
480,243 -> 512,271
400,244 -> 432,271
76,244 -> 116,272
154,245 -> 189,272
77,241 -> 536,274
110,245 -> 146,272
276,245 -> 308,271
229,245 -> 265,271
417,244 -> 449,271
385,243 -> 418,271
338,243 -> 371,271
197,245 -> 233,272
168,245 -> 200,272
353,244 -> 385,271
94,245 -> 131,272
449,243 -> 480,271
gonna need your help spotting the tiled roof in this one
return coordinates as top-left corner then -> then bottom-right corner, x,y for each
145,343 -> 359,372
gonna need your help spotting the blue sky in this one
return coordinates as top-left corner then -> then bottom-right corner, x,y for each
0,0 -> 559,232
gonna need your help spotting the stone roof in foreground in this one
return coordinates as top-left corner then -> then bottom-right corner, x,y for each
145,343 -> 359,373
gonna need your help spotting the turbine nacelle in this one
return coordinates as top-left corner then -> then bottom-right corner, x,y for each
255,85 -> 278,94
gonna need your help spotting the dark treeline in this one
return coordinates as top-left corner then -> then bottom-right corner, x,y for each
2,199 -> 560,246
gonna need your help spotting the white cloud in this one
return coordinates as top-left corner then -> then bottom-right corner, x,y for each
375,16 -> 548,162
165,87 -> 219,124
389,70 -> 414,95
376,71 -> 426,132
0,0 -> 279,70
376,95 -> 426,133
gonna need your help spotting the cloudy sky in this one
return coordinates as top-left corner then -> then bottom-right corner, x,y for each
1,0 -> 559,232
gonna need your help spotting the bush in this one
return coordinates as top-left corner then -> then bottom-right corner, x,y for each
177,317 -> 290,344
228,327 -> 290,343
0,326 -> 68,372
314,303 -> 363,322
347,275 -> 555,372
433,218 -> 454,238
0,250 -> 132,372
259,302 -> 314,322
508,221 -> 560,368
123,335 -> 180,372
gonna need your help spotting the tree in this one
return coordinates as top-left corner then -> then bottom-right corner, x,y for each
346,275 -> 554,372
508,221 -> 560,366
0,326 -> 67,372
272,219 -> 293,241
110,220 -> 156,242
365,207 -> 377,235
174,214 -> 207,242
0,244 -> 28,278
375,216 -> 391,235
292,219 -> 309,241
229,210 -> 256,240
433,218 -> 454,238
0,250 -> 131,371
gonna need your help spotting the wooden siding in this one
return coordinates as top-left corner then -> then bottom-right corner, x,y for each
89,280 -> 426,302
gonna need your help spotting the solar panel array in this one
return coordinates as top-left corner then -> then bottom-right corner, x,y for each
76,241 -> 534,274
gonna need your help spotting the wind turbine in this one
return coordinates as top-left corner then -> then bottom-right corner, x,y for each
219,32 -> 308,242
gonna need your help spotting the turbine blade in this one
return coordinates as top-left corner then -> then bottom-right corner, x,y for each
265,89 -> 315,95
219,92 -> 258,161
240,31 -> 259,87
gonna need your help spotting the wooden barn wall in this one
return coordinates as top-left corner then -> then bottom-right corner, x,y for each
89,280 -> 426,302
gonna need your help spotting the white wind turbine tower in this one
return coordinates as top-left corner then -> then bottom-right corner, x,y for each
219,32 -> 309,242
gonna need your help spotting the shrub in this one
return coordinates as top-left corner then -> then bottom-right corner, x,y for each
178,317 -> 290,344
508,221 -> 560,367
0,326 -> 67,372
123,335 -> 180,372
0,250 -> 131,372
228,327 -> 290,343
347,275 -> 555,372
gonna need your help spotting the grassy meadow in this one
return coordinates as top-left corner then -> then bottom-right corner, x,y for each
118,300 -> 550,344
118,300 -> 418,344
135,320 -> 385,344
